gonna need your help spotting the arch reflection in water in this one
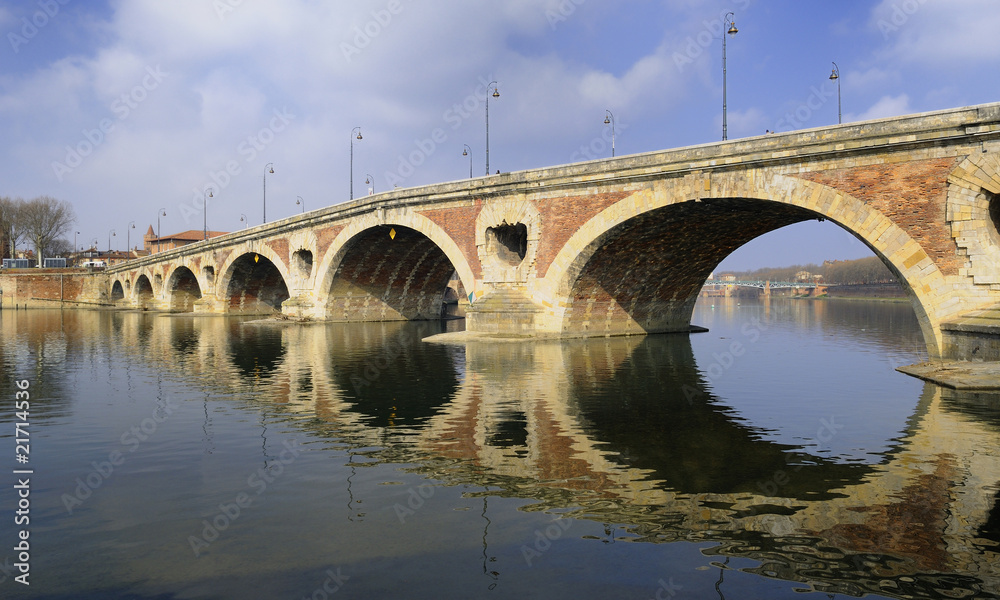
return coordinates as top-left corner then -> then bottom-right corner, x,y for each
9,309 -> 998,598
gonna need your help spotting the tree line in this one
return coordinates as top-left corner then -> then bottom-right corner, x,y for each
722,256 -> 898,286
0,196 -> 76,262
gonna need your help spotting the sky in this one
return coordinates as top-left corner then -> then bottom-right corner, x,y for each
2,0 -> 999,271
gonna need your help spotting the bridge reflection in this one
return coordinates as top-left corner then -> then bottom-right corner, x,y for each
4,310 -> 997,597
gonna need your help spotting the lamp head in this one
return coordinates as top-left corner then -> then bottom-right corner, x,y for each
356,131 -> 362,140
604,115 -> 611,124
268,167 -> 274,174
492,88 -> 499,98
208,190 -> 214,198
727,22 -> 738,36
462,148 -> 468,156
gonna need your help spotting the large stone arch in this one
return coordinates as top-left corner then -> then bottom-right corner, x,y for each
538,170 -> 952,356
216,245 -> 291,315
164,265 -> 203,312
313,208 -> 477,317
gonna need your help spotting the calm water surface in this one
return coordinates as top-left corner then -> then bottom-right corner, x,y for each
1,299 -> 999,599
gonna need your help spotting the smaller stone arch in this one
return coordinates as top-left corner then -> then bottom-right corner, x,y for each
110,280 -> 125,303
134,274 -> 155,309
218,250 -> 291,315
165,265 -> 203,312
313,207 -> 477,315
475,195 -> 540,287
947,152 -> 1000,285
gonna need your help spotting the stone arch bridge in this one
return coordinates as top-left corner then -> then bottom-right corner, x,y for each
106,103 -> 1000,360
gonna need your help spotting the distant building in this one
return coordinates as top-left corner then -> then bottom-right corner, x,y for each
143,225 -> 229,254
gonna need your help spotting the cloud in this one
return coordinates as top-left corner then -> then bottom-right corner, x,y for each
871,0 -> 1000,63
853,94 -> 912,122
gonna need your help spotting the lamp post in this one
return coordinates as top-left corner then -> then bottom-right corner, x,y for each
74,231 -> 79,252
108,229 -> 116,253
263,163 -> 274,224
156,208 -> 165,254
463,144 -> 473,178
350,127 -> 362,200
126,221 -> 135,260
485,81 -> 499,175
603,110 -> 616,157
829,62 -> 841,124
240,214 -> 248,229
722,12 -> 738,141
203,188 -> 214,240
365,174 -> 374,195
296,196 -> 304,213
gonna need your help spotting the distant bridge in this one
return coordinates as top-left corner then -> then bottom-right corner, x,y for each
103,103 -> 1000,360
703,280 -> 819,290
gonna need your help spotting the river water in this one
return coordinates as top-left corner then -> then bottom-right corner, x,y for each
1,298 -> 998,599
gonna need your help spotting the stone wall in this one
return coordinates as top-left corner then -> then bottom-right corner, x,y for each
0,270 -> 108,309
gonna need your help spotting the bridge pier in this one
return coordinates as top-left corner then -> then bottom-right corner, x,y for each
281,294 -> 318,319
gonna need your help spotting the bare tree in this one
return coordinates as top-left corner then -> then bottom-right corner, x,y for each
49,238 -> 73,257
20,196 -> 76,264
0,196 -> 27,259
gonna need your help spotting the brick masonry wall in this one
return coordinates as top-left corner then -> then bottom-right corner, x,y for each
795,158 -> 963,276
418,201 -> 483,277
532,192 -> 629,278
0,271 -> 106,308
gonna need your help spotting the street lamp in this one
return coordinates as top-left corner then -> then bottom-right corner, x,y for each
296,196 -> 304,213
108,229 -> 116,253
603,110 -> 616,157
240,214 -> 248,229
365,174 -> 374,195
156,208 -> 165,254
485,81 -> 499,175
126,221 -> 135,259
829,62 -> 841,124
350,127 -> 362,200
463,144 -> 472,178
263,163 -> 274,224
722,12 -> 738,141
203,188 -> 214,240
74,231 -> 80,252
